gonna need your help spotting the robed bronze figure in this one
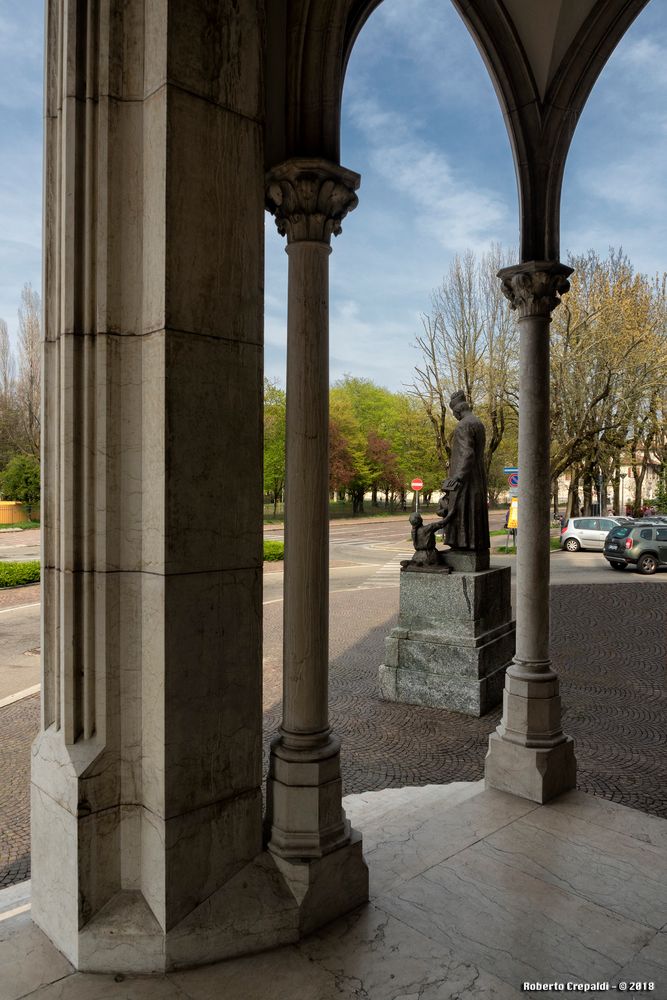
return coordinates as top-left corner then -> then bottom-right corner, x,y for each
438,390 -> 490,553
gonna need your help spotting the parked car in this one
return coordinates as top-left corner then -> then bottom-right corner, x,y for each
560,516 -> 627,552
604,522 -> 667,574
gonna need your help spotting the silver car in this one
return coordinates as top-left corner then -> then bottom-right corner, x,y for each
560,516 -> 627,552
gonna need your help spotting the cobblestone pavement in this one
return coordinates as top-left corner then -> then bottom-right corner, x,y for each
0,583 -> 39,610
0,693 -> 38,888
263,580 -> 667,813
1,580 -> 665,889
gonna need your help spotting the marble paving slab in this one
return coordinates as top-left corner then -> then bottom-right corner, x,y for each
379,844 -> 654,989
489,805 -> 667,928
2,786 -> 666,999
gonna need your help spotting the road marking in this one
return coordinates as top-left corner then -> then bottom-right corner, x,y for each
0,684 -> 41,709
360,557 -> 403,589
0,602 -> 40,615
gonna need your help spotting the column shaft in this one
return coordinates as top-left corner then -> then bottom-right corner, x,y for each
283,241 -> 331,744
485,261 -> 576,802
515,312 -> 551,669
265,158 -> 365,864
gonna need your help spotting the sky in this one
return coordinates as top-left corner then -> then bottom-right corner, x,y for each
1,1 -> 666,390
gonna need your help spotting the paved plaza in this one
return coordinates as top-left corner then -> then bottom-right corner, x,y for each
1,578 -> 666,890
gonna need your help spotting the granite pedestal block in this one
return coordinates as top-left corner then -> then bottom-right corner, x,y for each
379,564 -> 515,717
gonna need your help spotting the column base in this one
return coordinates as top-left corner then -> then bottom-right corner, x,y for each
266,736 -> 350,859
272,828 -> 369,935
47,841 -> 368,973
484,731 -> 576,803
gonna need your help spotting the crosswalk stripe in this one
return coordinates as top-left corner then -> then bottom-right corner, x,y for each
358,556 -> 406,589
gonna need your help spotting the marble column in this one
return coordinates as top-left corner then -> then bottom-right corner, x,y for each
264,159 -> 368,926
485,262 -> 577,802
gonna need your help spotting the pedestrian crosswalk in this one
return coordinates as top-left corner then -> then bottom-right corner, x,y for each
358,556 -> 407,590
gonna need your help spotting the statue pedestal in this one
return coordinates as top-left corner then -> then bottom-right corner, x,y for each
379,562 -> 515,717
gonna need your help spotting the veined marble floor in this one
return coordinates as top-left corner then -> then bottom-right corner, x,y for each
2,782 -> 666,1000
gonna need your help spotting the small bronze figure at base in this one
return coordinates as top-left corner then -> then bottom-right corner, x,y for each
401,508 -> 454,572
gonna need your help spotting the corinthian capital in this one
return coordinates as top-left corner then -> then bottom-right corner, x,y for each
266,158 -> 360,244
498,261 -> 573,319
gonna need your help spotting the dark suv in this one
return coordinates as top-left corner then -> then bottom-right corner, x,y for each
603,522 -> 667,574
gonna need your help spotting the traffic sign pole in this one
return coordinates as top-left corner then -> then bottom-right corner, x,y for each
411,478 -> 423,514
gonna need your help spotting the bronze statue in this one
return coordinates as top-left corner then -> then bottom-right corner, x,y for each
406,512 -> 448,566
439,390 -> 490,552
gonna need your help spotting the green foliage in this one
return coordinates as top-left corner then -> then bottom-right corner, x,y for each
655,463 -> 667,513
0,520 -> 40,530
1,454 -> 40,505
263,540 -> 284,561
264,379 -> 286,510
0,560 -> 40,588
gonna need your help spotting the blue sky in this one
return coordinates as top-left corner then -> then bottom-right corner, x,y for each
1,1 -> 666,390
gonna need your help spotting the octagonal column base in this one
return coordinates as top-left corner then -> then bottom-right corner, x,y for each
485,732 -> 576,803
272,829 -> 369,935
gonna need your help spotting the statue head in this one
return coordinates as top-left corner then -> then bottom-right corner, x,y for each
449,389 -> 469,420
409,512 -> 423,528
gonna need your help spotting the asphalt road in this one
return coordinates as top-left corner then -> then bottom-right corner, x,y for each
0,529 -> 40,563
264,513 -> 667,603
0,603 -> 40,702
1,518 -> 665,703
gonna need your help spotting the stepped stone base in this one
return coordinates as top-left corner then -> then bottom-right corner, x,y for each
379,563 -> 515,717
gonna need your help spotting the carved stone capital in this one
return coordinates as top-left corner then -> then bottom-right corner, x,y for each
498,262 -> 573,319
266,158 -> 360,244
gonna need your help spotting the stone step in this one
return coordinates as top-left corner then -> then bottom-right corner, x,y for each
343,780 -> 481,830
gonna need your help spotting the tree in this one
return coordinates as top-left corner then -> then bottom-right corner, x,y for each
264,378 -> 286,515
16,284 -> 41,457
0,318 -> 19,467
654,462 -> 667,514
1,454 -> 40,516
411,245 -> 518,475
329,384 -> 370,512
549,251 -> 667,516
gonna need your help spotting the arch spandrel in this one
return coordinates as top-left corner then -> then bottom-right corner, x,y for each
453,0 -> 649,260
267,0 -> 648,261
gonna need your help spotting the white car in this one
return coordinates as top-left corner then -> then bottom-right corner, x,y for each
560,516 -> 628,552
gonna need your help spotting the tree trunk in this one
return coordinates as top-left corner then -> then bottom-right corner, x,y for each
565,476 -> 579,520
351,488 -> 365,515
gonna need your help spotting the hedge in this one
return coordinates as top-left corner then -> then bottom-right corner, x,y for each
0,560 -> 41,588
263,540 -> 285,561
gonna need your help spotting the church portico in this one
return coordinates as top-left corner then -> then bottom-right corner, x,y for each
20,0 -> 658,979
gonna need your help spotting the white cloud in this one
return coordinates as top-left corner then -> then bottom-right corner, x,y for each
346,92 -> 513,255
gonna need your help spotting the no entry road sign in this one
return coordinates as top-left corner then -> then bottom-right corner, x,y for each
411,478 -> 424,491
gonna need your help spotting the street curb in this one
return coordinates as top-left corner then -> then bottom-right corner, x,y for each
0,685 -> 41,709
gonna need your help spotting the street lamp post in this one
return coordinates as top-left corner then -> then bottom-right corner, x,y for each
598,471 -> 604,516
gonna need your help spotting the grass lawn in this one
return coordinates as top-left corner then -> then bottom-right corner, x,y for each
0,521 -> 40,531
